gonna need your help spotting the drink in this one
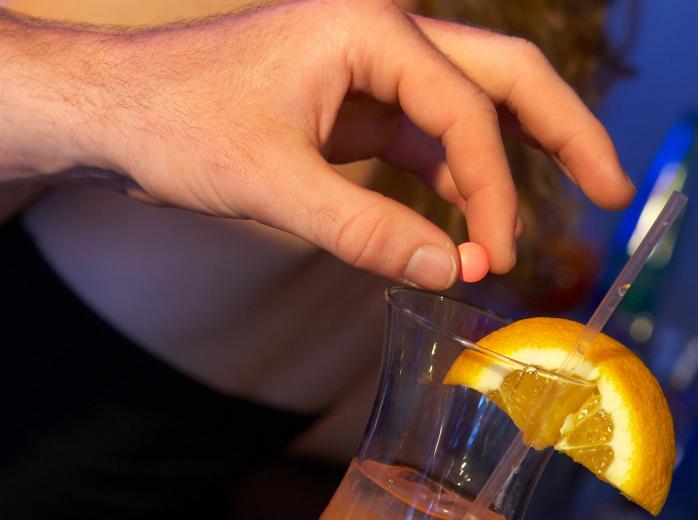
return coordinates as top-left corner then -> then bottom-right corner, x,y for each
321,459 -> 504,520
324,199 -> 683,519
319,288 -> 587,520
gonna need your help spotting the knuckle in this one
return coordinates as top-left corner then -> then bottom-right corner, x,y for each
335,201 -> 395,272
461,88 -> 498,124
510,37 -> 548,66
473,89 -> 498,117
317,0 -> 384,22
443,182 -> 464,205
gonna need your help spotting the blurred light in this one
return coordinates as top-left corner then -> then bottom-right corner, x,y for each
611,116 -> 695,265
674,444 -> 684,469
626,161 -> 686,262
628,314 -> 654,343
669,336 -> 698,392
651,326 -> 685,383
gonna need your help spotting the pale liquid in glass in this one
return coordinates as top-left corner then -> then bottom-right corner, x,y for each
321,459 -> 505,520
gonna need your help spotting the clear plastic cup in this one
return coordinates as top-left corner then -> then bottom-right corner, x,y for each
321,287 -> 593,520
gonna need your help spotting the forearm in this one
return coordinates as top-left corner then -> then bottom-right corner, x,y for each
0,7 -> 252,189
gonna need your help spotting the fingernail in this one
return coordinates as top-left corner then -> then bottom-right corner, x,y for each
403,245 -> 457,290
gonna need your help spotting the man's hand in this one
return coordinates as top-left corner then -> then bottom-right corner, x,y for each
0,0 -> 635,290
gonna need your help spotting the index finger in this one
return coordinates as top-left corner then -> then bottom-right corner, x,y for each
409,14 -> 636,210
349,5 -> 518,273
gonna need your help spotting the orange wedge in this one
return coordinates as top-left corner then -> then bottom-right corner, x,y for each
444,317 -> 675,516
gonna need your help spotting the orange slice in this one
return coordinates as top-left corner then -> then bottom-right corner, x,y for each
444,317 -> 675,516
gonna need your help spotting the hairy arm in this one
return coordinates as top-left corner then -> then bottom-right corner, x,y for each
0,8 -> 207,200
0,10 -> 97,222
0,1 -> 634,289
0,10 -> 87,180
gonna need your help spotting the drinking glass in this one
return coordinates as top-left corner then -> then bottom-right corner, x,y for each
321,287 -> 592,520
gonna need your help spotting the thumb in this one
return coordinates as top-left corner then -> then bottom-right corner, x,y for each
257,152 -> 463,290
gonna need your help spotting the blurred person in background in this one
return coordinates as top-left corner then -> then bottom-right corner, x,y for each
0,0 -> 633,518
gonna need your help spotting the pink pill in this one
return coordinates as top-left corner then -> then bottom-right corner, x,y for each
457,242 -> 489,283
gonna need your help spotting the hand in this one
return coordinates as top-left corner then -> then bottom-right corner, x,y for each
0,0 -> 635,290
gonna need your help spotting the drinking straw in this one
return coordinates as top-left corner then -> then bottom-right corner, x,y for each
465,191 -> 688,519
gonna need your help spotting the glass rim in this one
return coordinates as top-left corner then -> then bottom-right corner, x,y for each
385,286 -> 594,388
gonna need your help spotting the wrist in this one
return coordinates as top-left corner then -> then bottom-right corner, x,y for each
0,12 -> 120,182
